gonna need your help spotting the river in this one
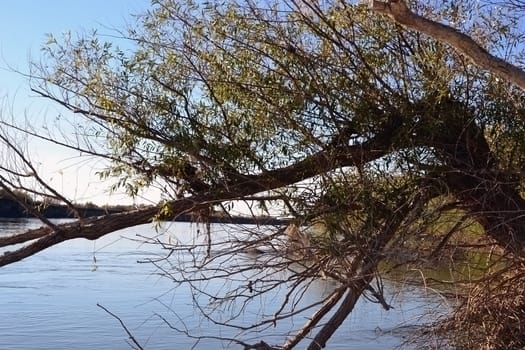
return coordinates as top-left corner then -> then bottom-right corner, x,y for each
0,219 -> 448,349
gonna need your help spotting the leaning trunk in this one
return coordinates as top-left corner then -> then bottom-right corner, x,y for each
435,110 -> 525,255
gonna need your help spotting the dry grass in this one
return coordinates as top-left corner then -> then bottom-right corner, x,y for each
438,261 -> 525,350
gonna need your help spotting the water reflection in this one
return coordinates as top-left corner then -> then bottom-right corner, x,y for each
0,220 -> 446,349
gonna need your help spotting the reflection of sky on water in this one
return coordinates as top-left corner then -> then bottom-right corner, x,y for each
0,220 -> 447,349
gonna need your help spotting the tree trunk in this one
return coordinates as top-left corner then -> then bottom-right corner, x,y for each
434,111 -> 525,254
447,171 -> 525,255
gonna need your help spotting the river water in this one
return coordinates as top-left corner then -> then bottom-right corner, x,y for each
0,219 -> 448,349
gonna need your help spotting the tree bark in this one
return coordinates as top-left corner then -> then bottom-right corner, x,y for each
369,0 -> 525,92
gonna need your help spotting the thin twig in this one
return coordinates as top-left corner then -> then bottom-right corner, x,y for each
97,303 -> 144,350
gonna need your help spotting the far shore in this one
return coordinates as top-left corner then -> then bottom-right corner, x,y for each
0,197 -> 289,226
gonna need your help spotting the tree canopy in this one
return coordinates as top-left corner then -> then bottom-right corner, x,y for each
2,0 -> 525,348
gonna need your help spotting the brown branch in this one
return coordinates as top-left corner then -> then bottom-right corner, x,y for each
303,185 -> 432,350
429,213 -> 469,258
0,205 -> 160,267
306,279 -> 372,350
369,0 -> 525,92
0,126 -> 397,267
282,286 -> 347,350
365,284 -> 392,311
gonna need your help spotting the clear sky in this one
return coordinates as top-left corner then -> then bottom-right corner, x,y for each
0,1 -> 156,205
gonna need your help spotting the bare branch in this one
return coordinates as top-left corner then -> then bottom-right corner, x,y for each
97,303 -> 144,350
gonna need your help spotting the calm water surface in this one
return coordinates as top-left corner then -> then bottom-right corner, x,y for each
0,219 -> 447,349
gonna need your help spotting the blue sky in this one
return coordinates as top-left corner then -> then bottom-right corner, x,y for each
0,1 -> 154,205
0,0 -> 149,94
